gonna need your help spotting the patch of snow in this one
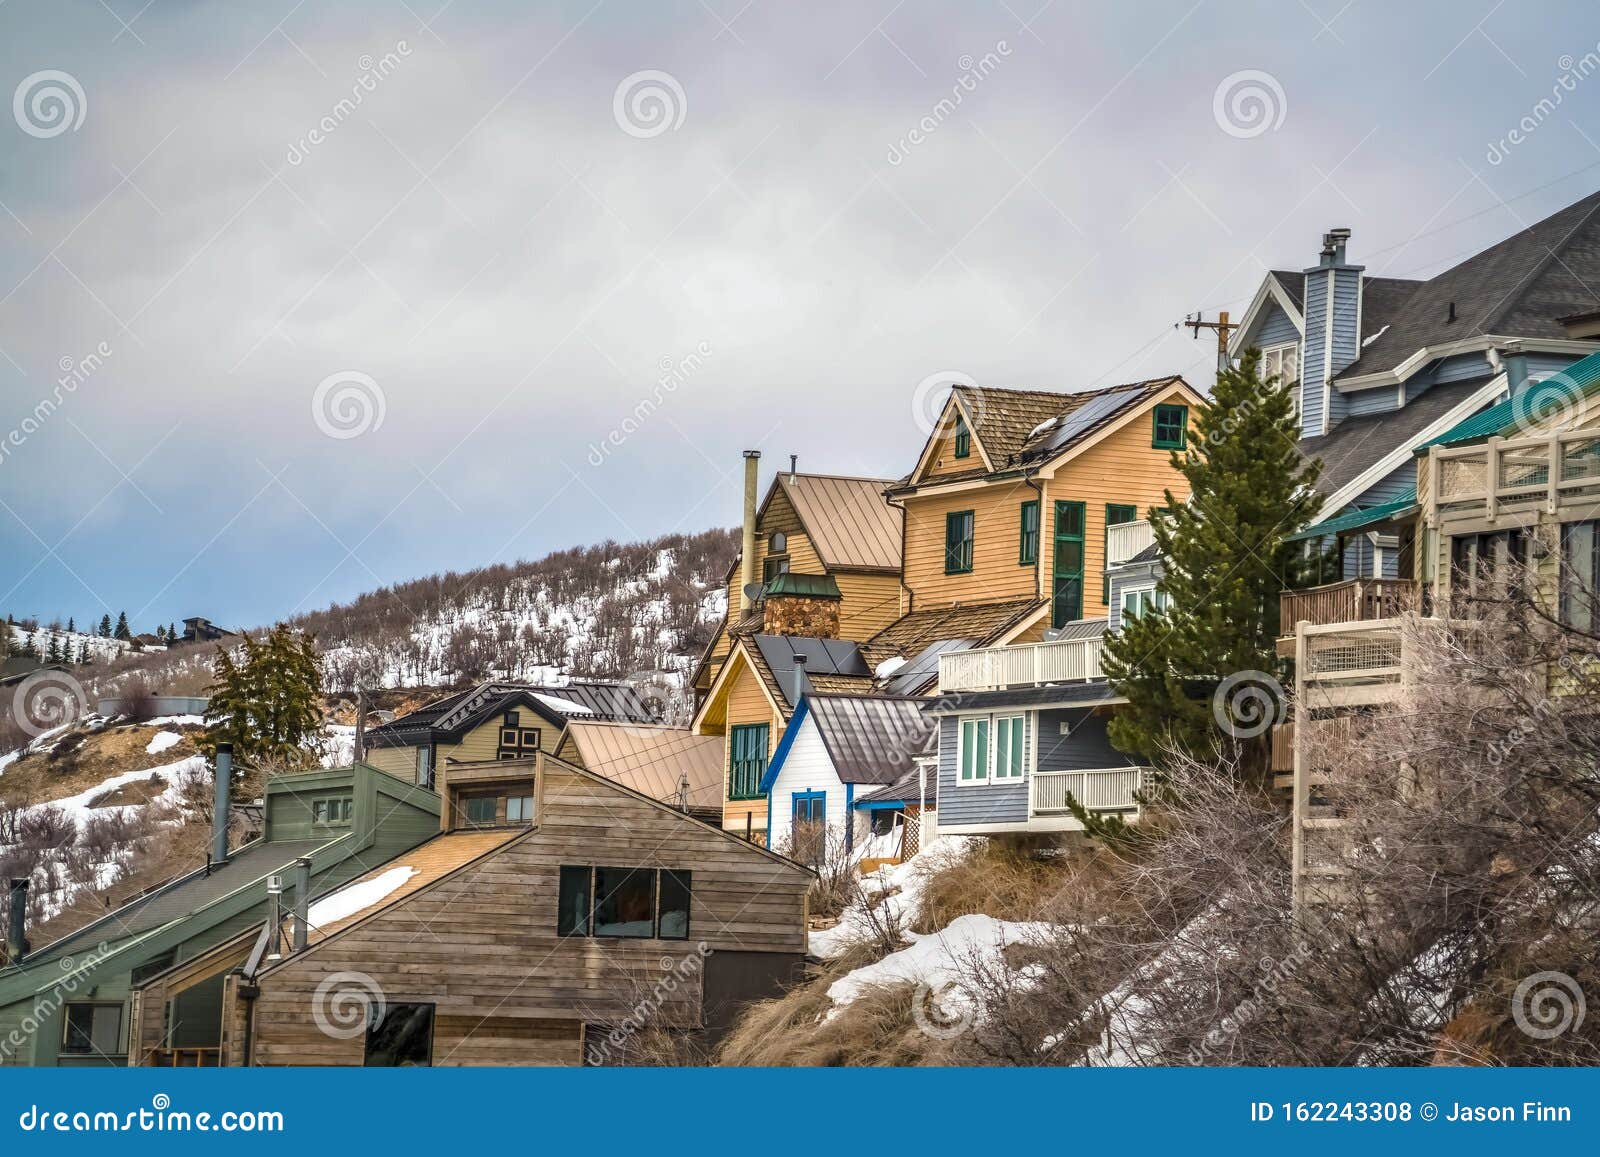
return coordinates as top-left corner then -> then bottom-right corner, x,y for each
305,865 -> 418,930
146,714 -> 206,727
0,749 -> 19,779
808,836 -> 980,959
145,731 -> 183,755
1361,324 -> 1390,349
874,655 -> 908,680
1029,417 -> 1059,437
826,912 -> 1052,1011
532,692 -> 593,716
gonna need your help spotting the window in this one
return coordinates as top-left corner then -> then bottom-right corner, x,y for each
945,510 -> 975,574
1104,502 -> 1138,601
1453,528 -> 1530,614
558,866 -> 691,940
496,723 -> 540,760
312,797 -> 352,825
414,744 -> 434,789
768,531 -> 787,554
1121,586 -> 1170,621
506,794 -> 534,823
1052,501 -> 1085,628
1260,342 -> 1300,387
792,791 -> 825,824
1019,500 -> 1039,565
463,795 -> 498,826
728,723 -> 769,800
869,808 -> 900,837
763,555 -> 790,583
364,1003 -> 434,1067
1562,521 -> 1600,630
953,412 -> 970,459
61,1003 -> 122,1057
558,865 -> 592,936
958,717 -> 990,783
1152,404 -> 1188,449
658,870 -> 692,940
993,715 -> 1026,780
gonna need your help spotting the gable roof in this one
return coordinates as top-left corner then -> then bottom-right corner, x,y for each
367,679 -> 655,747
767,473 -> 902,572
558,721 -> 724,813
750,634 -> 873,710
899,378 -> 1194,490
1339,189 -> 1600,379
759,692 -> 938,793
1268,269 -> 1305,314
864,597 -> 1044,669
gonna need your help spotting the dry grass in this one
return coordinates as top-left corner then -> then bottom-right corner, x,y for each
911,837 -> 1097,933
0,723 -> 203,808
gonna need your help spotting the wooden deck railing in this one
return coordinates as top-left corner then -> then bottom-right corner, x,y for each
1279,578 -> 1419,632
1433,427 -> 1600,519
1106,519 -> 1155,567
1030,767 -> 1146,817
144,1046 -> 221,1067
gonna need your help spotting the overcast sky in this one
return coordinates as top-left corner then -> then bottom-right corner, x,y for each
2,0 -> 1599,630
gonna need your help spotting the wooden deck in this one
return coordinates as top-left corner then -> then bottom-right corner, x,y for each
1277,578 -> 1419,656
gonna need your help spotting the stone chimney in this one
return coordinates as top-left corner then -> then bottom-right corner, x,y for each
1300,227 -> 1364,438
761,573 -> 841,638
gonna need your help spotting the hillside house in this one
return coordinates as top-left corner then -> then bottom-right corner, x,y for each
692,457 -> 905,701
217,751 -> 812,1066
1232,193 -> 1600,590
0,757 -> 439,1067
362,680 -> 656,788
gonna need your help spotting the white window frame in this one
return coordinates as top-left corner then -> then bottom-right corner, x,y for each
1261,341 -> 1301,420
993,714 -> 1026,781
1121,585 -> 1169,621
958,716 -> 990,784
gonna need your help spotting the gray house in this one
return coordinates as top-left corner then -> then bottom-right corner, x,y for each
1229,191 -> 1600,578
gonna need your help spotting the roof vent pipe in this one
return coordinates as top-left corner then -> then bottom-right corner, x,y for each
740,451 -> 761,611
265,874 -> 284,961
789,454 -> 797,481
212,743 -> 233,866
792,653 -> 808,704
6,878 -> 28,965
291,857 -> 312,952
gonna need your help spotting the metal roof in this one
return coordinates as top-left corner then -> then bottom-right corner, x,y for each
774,473 -> 902,572
765,572 -> 841,599
1285,490 -> 1418,542
1421,350 -> 1600,451
804,694 -> 938,786
560,721 -> 725,811
752,634 -> 872,708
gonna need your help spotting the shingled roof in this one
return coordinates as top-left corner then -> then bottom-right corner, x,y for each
1339,188 -> 1600,379
367,680 -> 656,747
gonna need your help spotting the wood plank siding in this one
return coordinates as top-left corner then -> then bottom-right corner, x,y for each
234,755 -> 810,1066
363,712 -> 561,783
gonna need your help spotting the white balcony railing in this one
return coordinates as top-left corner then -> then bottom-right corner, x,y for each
1030,767 -> 1146,817
938,636 -> 1104,692
1105,519 -> 1155,568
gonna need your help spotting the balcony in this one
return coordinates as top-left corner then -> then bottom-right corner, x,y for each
938,636 -> 1104,692
1294,618 -> 1410,707
1106,518 -> 1155,568
1279,577 -> 1420,637
1030,766 -> 1146,819
1432,427 -> 1600,523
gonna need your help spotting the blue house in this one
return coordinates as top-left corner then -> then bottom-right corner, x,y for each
1230,192 -> 1600,580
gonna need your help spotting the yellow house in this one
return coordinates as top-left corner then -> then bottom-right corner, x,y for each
888,376 -> 1205,633
362,680 -> 656,788
691,457 -> 904,700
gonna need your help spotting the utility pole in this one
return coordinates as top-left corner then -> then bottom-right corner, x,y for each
1182,310 -> 1237,376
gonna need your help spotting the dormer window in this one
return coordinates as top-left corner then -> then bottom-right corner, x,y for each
953,413 -> 971,459
1260,342 -> 1300,388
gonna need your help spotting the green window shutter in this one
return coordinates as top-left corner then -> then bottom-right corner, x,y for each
729,723 -> 770,800
1019,500 -> 1039,565
945,510 -> 974,574
1153,404 -> 1187,449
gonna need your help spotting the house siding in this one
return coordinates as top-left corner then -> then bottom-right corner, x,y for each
936,714 -> 1030,828
1107,559 -> 1162,631
1300,271 -> 1329,436
1255,303 -> 1300,349
1035,708 -> 1139,772
764,714 -> 853,856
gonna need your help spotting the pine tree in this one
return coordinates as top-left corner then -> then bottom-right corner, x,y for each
202,625 -> 324,770
155,625 -> 166,642
66,616 -> 75,634
98,614 -> 112,638
113,611 -> 130,640
78,641 -> 90,665
168,623 -> 177,641
1102,348 -> 1324,779
45,634 -> 61,664
24,631 -> 41,660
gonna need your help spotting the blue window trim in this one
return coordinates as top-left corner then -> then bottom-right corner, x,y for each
791,790 -> 826,825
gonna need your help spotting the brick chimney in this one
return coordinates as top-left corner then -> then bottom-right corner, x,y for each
761,573 -> 841,638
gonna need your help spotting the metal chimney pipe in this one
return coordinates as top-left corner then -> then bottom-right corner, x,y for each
353,687 -> 367,763
212,743 -> 233,866
291,857 -> 312,952
791,653 -> 807,704
6,878 -> 28,964
739,450 -> 761,610
265,875 -> 284,961
789,454 -> 797,481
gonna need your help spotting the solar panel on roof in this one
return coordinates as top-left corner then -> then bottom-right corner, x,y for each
884,637 -> 974,695
1027,387 -> 1143,458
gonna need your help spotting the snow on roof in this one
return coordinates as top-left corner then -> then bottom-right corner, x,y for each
305,865 -> 419,930
874,655 -> 908,680
532,691 -> 594,716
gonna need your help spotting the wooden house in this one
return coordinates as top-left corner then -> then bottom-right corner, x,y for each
361,680 -> 656,788
691,457 -> 905,701
0,761 -> 439,1067
553,720 -> 725,823
218,751 -> 812,1066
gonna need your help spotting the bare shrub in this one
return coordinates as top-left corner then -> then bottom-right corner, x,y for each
17,807 -> 77,853
120,676 -> 157,724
